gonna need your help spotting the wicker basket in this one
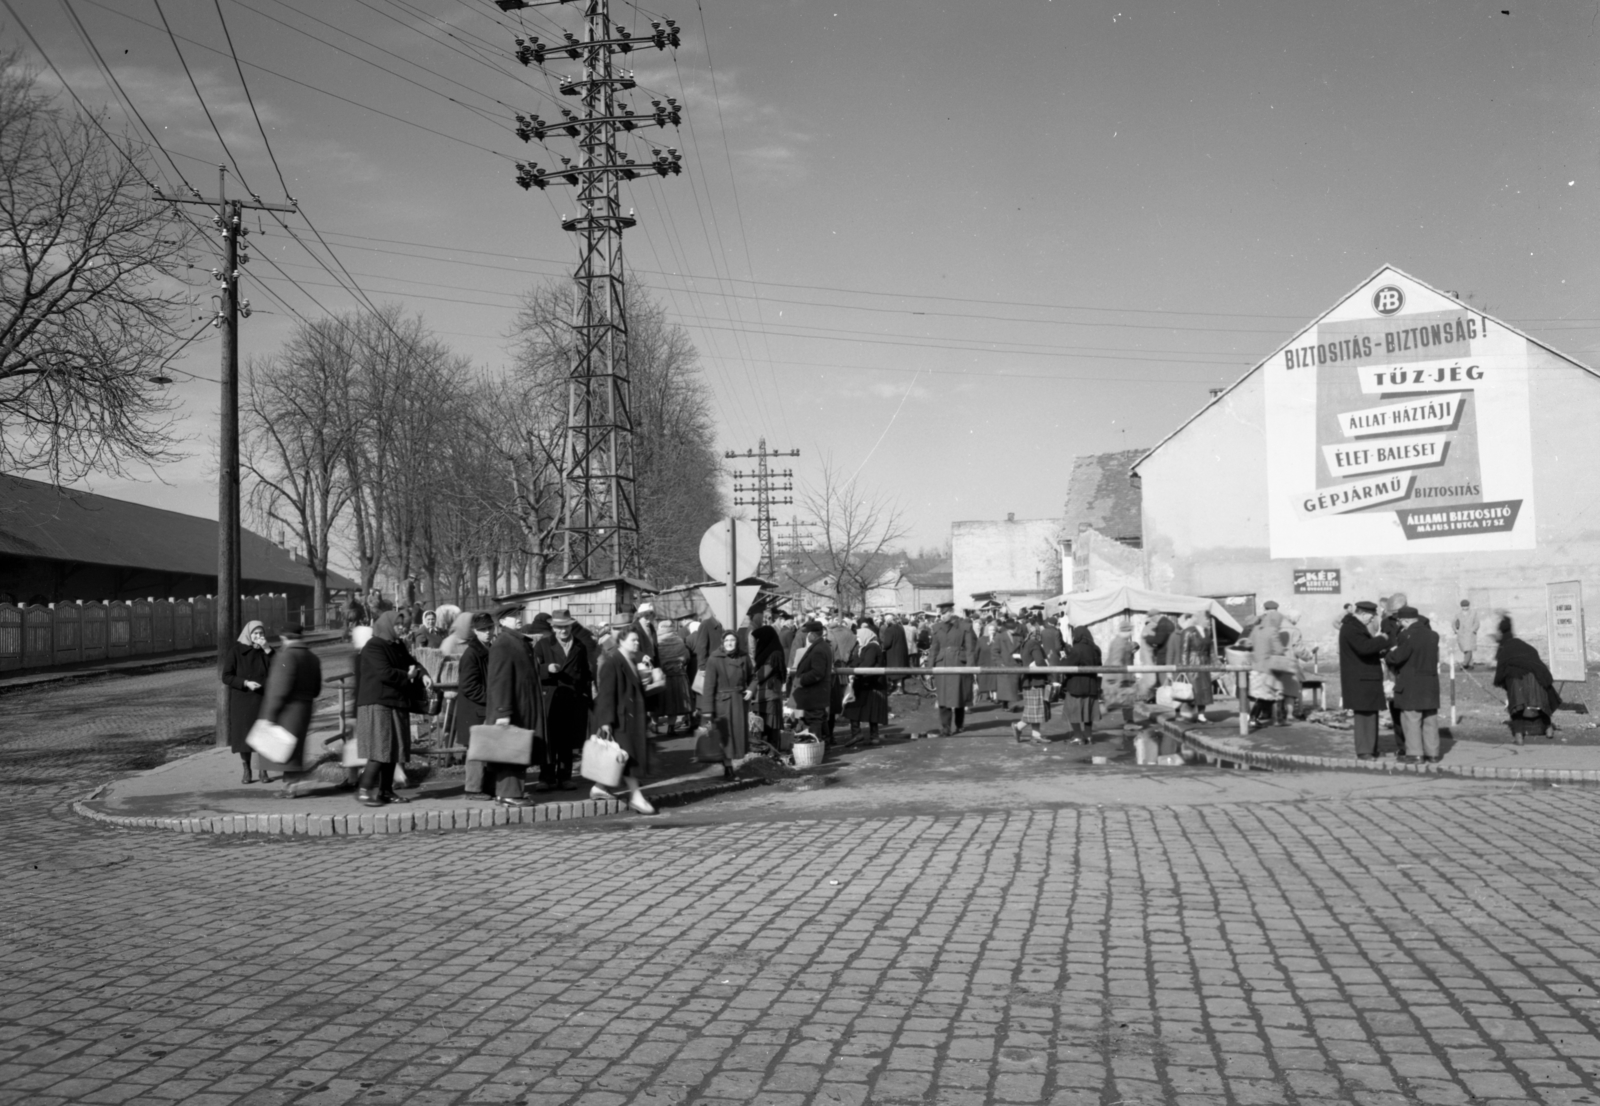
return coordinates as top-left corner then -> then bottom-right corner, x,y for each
792,738 -> 826,768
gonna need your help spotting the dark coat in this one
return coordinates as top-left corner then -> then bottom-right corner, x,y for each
790,639 -> 833,712
221,641 -> 271,752
926,617 -> 977,708
1041,624 -> 1065,665
487,630 -> 540,731
259,644 -> 322,741
844,640 -> 889,725
700,651 -> 752,759
1338,614 -> 1390,712
532,633 -> 593,751
593,651 -> 650,771
880,621 -> 910,668
1064,630 -> 1102,698
777,623 -> 797,657
688,615 -> 724,670
453,636 -> 490,745
749,625 -> 787,701
1388,617 -> 1441,711
1018,632 -> 1051,688
632,619 -> 660,665
991,628 -> 1020,703
355,637 -> 416,712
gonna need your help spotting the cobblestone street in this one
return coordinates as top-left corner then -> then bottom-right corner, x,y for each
5,670 -> 1600,1105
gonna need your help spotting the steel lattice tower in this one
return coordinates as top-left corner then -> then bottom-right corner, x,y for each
503,0 -> 682,579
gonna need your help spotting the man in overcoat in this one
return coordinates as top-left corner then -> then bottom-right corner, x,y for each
531,608 -> 592,790
481,604 -> 537,805
789,620 -> 832,740
1387,606 -> 1441,763
1338,600 -> 1391,759
879,613 -> 910,694
925,601 -> 978,735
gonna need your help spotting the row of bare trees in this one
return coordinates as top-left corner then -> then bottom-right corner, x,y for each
242,285 -> 725,623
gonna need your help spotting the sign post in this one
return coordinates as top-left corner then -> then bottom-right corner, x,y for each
698,518 -> 761,630
1547,581 -> 1587,683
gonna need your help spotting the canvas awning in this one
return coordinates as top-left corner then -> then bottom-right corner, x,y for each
1042,585 -> 1243,633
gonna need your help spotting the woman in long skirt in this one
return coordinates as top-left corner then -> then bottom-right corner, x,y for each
843,625 -> 889,745
1013,616 -> 1052,745
354,611 -> 424,807
592,625 -> 656,812
700,630 -> 753,778
221,620 -> 272,783
1175,613 -> 1215,723
259,624 -> 323,796
1063,625 -> 1102,743
1493,615 -> 1561,742
654,618 -> 695,734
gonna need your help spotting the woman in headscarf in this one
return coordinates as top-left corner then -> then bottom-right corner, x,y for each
654,617 -> 694,735
221,619 -> 273,784
258,624 -> 323,796
1014,614 -> 1052,745
1248,609 -> 1286,728
1493,615 -> 1561,743
1175,613 -> 1215,724
354,610 -> 426,807
439,611 -> 475,659
1101,617 -> 1138,729
699,628 -> 753,779
591,623 -> 655,813
1063,625 -> 1102,743
843,622 -> 889,745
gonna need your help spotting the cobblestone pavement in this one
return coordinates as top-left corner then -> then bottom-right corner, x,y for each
6,672 -> 1600,1105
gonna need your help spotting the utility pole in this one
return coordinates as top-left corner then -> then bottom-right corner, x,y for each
726,439 -> 800,574
500,0 -> 683,581
156,167 -> 296,747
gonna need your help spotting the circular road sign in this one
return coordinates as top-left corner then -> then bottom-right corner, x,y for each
699,518 -> 761,581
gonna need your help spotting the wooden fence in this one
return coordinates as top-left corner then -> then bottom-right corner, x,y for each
0,594 -> 290,673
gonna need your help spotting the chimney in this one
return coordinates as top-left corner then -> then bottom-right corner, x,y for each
1006,512 -> 1015,522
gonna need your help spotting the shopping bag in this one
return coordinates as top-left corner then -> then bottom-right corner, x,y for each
691,671 -> 706,695
467,724 -> 536,766
694,722 -> 724,762
641,666 -> 666,692
245,719 -> 296,765
581,733 -> 628,788
1169,679 -> 1195,703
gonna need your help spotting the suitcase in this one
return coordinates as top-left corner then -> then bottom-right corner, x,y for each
466,724 -> 537,766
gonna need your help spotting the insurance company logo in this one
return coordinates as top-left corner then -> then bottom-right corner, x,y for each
1372,285 -> 1405,316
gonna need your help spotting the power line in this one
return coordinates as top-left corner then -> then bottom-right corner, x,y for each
152,0 -> 255,194
214,0 -> 295,200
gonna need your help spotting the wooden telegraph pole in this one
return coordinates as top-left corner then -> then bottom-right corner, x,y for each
156,168 -> 296,747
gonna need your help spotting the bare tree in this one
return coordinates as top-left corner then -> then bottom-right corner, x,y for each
0,49 -> 197,482
798,458 -> 910,612
240,321 -> 356,627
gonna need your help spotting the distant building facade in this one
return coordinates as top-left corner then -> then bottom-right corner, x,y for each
951,515 -> 1060,610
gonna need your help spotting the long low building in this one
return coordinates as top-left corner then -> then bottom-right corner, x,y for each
1132,265 -> 1597,665
0,475 -> 357,611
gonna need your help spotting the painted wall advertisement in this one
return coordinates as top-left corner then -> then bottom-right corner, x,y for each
1265,267 -> 1537,557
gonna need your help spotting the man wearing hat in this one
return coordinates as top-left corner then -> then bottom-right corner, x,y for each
531,609 -> 592,790
482,603 -> 538,806
1338,600 -> 1391,759
925,601 -> 978,736
1387,605 -> 1441,763
740,597 -> 788,739
1453,598 -> 1480,669
789,619 -> 832,739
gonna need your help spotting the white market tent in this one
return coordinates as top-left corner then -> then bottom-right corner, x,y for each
1042,585 -> 1243,633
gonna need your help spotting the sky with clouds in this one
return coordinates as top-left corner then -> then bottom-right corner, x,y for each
9,0 -> 1599,558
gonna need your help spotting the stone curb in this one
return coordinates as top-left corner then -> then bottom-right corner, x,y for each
71,776 -> 767,837
1161,719 -> 1600,784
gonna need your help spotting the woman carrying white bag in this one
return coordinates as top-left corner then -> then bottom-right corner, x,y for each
246,624 -> 324,795
588,622 -> 656,815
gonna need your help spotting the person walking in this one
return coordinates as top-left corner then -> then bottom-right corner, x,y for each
789,620 -> 832,744
1338,600 -> 1391,759
925,601 -> 977,735
259,624 -> 323,796
592,624 -> 656,813
842,623 -> 888,745
1387,606 -> 1441,763
482,604 -> 537,806
1493,615 -> 1562,742
529,609 -> 592,790
700,628 -> 753,778
222,619 -> 273,784
1454,599 -> 1481,669
453,611 -> 493,799
354,611 -> 426,806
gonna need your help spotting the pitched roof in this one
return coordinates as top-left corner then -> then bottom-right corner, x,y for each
1062,450 -> 1145,540
0,475 -> 359,589
1129,263 -> 1600,476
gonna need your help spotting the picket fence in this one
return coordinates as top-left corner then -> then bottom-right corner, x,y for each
0,594 -> 291,672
